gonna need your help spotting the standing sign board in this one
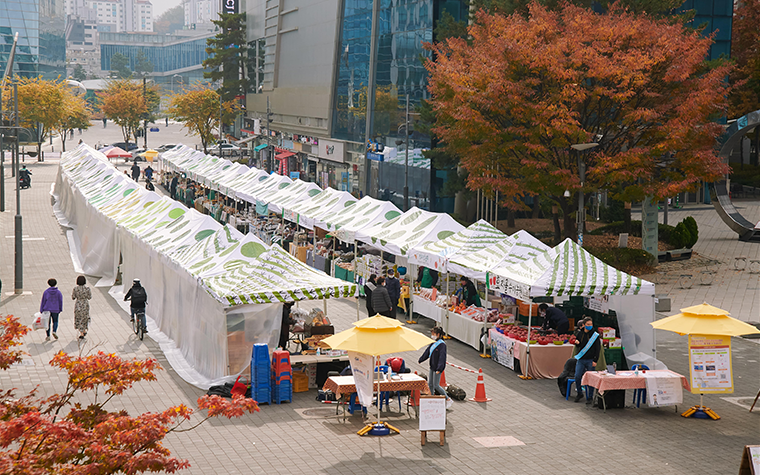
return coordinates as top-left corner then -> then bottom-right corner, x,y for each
641,197 -> 658,259
419,396 -> 446,446
739,446 -> 760,475
348,351 -> 374,407
688,335 -> 733,394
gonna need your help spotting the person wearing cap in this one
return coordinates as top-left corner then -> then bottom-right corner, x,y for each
124,278 -> 148,332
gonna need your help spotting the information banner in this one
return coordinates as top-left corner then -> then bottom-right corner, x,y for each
641,196 -> 659,258
348,351 -> 374,407
688,335 -> 733,394
584,295 -> 609,315
643,372 -> 683,407
489,328 -> 515,370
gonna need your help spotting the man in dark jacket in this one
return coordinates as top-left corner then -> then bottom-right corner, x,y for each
170,174 -> 178,199
573,317 -> 601,403
130,162 -> 141,181
539,303 -> 570,335
363,274 -> 376,316
371,276 -> 393,318
278,302 -> 294,350
418,326 -> 452,406
385,271 -> 401,319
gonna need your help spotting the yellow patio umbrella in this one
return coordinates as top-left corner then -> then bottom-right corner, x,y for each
650,303 -> 759,419
322,314 -> 434,435
651,303 -> 760,336
139,149 -> 159,162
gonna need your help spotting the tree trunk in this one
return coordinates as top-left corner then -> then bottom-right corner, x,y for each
552,205 -> 561,243
507,207 -> 515,228
624,202 -> 631,234
532,196 -> 540,219
558,198 -> 575,240
61,133 -> 66,152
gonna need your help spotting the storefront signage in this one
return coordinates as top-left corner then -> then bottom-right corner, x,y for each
688,335 -> 733,394
367,152 -> 384,162
222,0 -> 238,14
318,139 -> 345,163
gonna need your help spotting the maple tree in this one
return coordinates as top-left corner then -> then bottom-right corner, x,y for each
425,3 -> 731,237
98,80 -> 149,147
728,0 -> 760,119
0,315 -> 259,474
54,90 -> 92,152
168,84 -> 238,153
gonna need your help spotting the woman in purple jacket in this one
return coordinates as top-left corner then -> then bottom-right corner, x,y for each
40,278 -> 63,341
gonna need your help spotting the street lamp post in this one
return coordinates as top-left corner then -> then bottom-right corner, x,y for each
571,142 -> 599,246
171,74 -> 182,94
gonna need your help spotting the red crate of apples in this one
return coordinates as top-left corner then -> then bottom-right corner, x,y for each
495,324 -> 576,345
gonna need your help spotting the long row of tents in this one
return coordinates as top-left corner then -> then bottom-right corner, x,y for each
157,145 -> 660,369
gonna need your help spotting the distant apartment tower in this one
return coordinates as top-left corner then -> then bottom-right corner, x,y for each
64,0 -> 152,33
183,0 -> 219,29
0,0 -> 67,79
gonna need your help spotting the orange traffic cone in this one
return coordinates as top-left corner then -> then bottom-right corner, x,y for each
469,368 -> 491,402
408,371 -> 420,407
439,370 -> 447,388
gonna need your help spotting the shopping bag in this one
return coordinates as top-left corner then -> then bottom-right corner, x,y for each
32,311 -> 50,331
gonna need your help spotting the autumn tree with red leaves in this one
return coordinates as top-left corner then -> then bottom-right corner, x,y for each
729,0 -> 760,119
425,3 -> 731,237
0,315 -> 259,474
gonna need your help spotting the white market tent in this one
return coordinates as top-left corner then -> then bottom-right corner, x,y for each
54,144 -> 358,388
488,238 -> 660,370
355,206 -> 465,257
321,196 -> 402,243
266,179 -> 322,214
408,219 -> 507,273
448,230 -> 551,281
283,187 -> 358,230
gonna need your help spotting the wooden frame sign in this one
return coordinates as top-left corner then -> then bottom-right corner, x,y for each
419,396 -> 446,446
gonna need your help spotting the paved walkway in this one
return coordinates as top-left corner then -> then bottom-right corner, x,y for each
0,129 -> 758,474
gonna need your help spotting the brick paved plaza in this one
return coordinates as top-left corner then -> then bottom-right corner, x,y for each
0,126 -> 757,474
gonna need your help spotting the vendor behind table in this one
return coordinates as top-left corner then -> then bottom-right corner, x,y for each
539,303 -> 570,335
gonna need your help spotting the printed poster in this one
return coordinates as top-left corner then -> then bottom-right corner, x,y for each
688,335 -> 733,394
489,329 -> 515,370
643,372 -> 683,407
584,295 -> 609,315
348,351 -> 374,407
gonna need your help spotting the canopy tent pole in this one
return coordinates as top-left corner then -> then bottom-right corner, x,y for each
480,277 -> 489,358
355,240 -> 360,321
444,271 -> 450,339
407,264 -> 417,324
331,237 -> 336,277
520,301 -> 533,380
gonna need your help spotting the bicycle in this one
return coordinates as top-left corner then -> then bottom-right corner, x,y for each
132,309 -> 146,341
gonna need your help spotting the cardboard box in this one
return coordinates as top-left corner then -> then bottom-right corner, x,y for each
599,327 -> 616,339
608,338 -> 622,348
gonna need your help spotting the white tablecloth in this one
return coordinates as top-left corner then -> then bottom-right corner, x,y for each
412,295 -> 490,350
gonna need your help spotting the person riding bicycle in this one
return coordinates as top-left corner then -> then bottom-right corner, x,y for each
124,278 -> 147,333
19,166 -> 32,187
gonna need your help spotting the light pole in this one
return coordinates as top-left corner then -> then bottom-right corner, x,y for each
171,74 -> 182,94
571,142 -> 599,246
396,94 -> 412,211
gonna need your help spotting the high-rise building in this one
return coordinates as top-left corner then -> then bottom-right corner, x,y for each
183,0 -> 219,30
64,0 -> 152,33
0,0 -> 67,79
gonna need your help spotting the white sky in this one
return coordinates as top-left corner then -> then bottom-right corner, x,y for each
152,0 -> 183,18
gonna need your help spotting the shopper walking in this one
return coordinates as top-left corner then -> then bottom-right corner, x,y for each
72,275 -> 92,339
40,278 -> 63,341
170,174 -> 178,200
363,274 -> 377,316
130,162 -> 141,182
385,270 -> 401,319
371,276 -> 393,318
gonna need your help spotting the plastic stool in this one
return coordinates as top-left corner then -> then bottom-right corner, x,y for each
347,393 -> 367,415
566,379 -> 591,401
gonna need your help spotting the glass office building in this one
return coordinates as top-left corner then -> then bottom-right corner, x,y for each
100,33 -> 212,79
0,0 -> 66,79
331,0 -> 467,211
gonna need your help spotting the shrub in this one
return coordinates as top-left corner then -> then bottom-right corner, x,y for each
599,200 -> 626,223
670,222 -> 691,248
586,247 -> 654,271
682,216 -> 698,248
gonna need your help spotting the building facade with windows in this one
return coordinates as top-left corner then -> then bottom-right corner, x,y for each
0,0 -> 66,79
245,0 -> 467,211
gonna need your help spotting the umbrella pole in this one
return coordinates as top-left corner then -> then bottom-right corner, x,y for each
443,272 -> 451,339
520,300 -> 533,380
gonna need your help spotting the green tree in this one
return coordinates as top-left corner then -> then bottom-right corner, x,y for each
55,90 -> 91,152
12,77 -> 67,158
169,84 -> 239,152
134,50 -> 154,79
153,5 -> 184,35
72,64 -> 87,82
203,13 -> 249,102
110,52 -> 131,79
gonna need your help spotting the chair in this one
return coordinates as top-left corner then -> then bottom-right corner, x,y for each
347,393 -> 367,416
565,378 -> 592,401
631,364 -> 650,408
374,366 -> 402,411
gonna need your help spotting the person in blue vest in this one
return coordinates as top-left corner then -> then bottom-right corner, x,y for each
419,326 -> 452,407
573,317 -> 601,403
